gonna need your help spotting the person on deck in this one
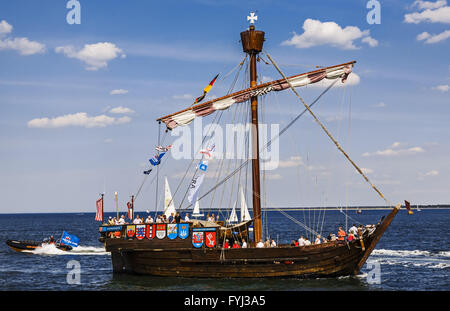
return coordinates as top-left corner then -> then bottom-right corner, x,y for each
348,232 -> 355,242
264,239 -> 271,248
184,213 -> 190,222
232,240 -> 240,248
145,215 -> 154,224
174,213 -> 181,223
107,216 -> 115,225
242,239 -> 248,248
271,239 -> 277,247
168,213 -> 174,223
256,240 -> 264,248
298,236 -> 305,246
337,227 -> 346,241
315,235 -> 322,244
349,224 -> 358,236
118,215 -> 126,224
304,238 -> 311,246
133,215 -> 142,224
223,239 -> 230,249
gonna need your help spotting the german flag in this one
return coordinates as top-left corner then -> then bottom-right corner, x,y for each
194,74 -> 219,104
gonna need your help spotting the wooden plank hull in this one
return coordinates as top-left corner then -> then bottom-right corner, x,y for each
103,205 -> 399,278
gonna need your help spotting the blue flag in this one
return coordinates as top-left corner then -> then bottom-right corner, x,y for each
60,231 -> 80,248
149,152 -> 166,166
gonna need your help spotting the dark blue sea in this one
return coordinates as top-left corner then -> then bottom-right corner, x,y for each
0,209 -> 448,291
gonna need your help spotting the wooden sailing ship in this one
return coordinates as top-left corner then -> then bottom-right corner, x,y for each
98,16 -> 402,278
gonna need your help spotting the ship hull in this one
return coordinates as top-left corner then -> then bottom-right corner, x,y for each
103,205 -> 399,278
109,240 -> 366,278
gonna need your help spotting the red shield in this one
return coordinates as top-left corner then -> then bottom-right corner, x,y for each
146,224 -> 155,239
205,231 -> 216,248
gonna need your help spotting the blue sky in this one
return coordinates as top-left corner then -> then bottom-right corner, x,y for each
0,0 -> 449,213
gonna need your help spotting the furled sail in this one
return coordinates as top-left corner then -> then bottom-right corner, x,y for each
192,200 -> 204,217
240,186 -> 251,222
157,61 -> 355,129
164,177 -> 177,217
227,202 -> 238,223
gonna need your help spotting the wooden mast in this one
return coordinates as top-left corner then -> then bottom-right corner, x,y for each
240,23 -> 265,244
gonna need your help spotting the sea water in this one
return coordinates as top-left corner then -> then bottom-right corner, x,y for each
0,209 -> 448,291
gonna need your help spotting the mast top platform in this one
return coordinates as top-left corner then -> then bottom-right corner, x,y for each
240,24 -> 265,54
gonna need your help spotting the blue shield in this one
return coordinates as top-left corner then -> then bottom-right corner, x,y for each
167,224 -> 178,240
178,223 -> 189,239
60,231 -> 80,248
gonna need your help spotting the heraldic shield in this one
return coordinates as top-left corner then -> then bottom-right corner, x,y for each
146,224 -> 155,239
135,224 -> 146,240
126,225 -> 135,238
167,224 -> 177,239
156,224 -> 166,239
205,231 -> 216,248
178,223 -> 189,239
192,231 -> 204,248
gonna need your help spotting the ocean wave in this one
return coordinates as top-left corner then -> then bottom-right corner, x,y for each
371,249 -> 431,257
26,244 -> 109,256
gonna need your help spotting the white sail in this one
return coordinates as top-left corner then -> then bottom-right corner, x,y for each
164,177 -> 177,217
240,186 -> 251,222
192,200 -> 204,217
228,201 -> 238,223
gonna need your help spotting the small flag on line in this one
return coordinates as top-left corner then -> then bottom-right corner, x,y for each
127,201 -> 134,220
95,196 -> 103,221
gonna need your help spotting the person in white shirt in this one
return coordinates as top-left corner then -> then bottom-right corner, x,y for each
133,215 -> 142,224
271,240 -> 277,247
304,238 -> 311,246
118,215 -> 126,225
298,236 -> 305,246
349,224 -> 358,236
184,213 -> 190,222
315,235 -> 322,244
145,216 -> 153,224
256,240 -> 264,248
242,239 -> 247,248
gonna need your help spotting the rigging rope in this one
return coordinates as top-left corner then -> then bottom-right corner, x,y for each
184,75 -> 340,209
265,52 -> 391,207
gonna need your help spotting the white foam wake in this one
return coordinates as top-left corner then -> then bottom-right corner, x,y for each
25,244 -> 109,256
369,249 -> 450,269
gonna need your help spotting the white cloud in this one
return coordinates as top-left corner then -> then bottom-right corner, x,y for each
372,102 -> 386,108
110,89 -> 129,95
27,112 -> 131,128
425,169 -> 439,176
282,19 -> 378,50
432,84 -> 449,92
172,94 -> 193,100
109,106 -> 135,114
278,156 -> 304,168
412,0 -> 447,10
404,5 -> 450,24
361,168 -> 374,174
0,20 -> 13,36
417,30 -> 450,43
0,20 -> 45,55
362,143 -> 425,157
55,42 -> 126,71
